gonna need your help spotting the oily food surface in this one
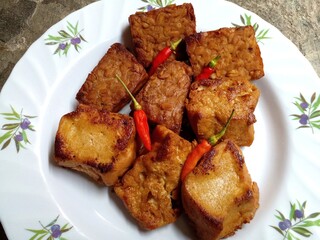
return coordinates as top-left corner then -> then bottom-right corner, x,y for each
181,140 -> 259,240
54,104 -> 137,186
114,125 -> 193,230
76,43 -> 148,112
185,26 -> 264,79
135,60 -> 192,133
186,76 -> 260,146
129,3 -> 196,68
53,2 -> 263,239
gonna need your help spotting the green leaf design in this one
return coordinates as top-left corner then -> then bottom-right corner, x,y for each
232,13 -> 270,43
291,92 -> 320,133
270,225 -> 285,236
45,21 -> 87,56
138,0 -> 175,11
0,106 -> 36,152
291,226 -> 312,237
26,216 -> 72,240
271,200 -> 320,239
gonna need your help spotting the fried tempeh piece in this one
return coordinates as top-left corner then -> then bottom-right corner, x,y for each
54,104 -> 136,186
186,76 -> 260,146
181,140 -> 259,240
76,43 -> 148,112
135,60 -> 192,133
114,125 -> 193,230
185,26 -> 264,80
129,3 -> 196,68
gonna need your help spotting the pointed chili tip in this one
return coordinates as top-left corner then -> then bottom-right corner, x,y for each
208,55 -> 221,68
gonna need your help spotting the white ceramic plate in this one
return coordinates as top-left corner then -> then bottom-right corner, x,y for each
1,0 -> 320,239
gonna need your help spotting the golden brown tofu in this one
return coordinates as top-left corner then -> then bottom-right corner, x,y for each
185,26 -> 264,80
114,125 -> 193,230
129,3 -> 196,68
185,76 -> 260,146
76,43 -> 148,112
181,140 -> 259,240
54,104 -> 136,186
135,60 -> 192,133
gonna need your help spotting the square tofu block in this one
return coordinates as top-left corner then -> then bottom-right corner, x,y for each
54,104 -> 136,186
186,76 -> 260,146
182,140 -> 259,239
129,3 -> 196,68
186,26 -> 264,80
114,125 -> 193,230
135,60 -> 192,133
76,43 -> 148,112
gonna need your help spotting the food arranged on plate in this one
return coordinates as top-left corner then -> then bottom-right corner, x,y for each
54,3 -> 264,239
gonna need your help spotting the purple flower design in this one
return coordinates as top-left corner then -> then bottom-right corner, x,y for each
291,92 -> 320,133
138,0 -> 175,12
0,106 -> 36,152
51,224 -> 62,238
271,200 -> 320,239
26,215 -> 72,240
45,21 -> 87,56
14,132 -> 23,142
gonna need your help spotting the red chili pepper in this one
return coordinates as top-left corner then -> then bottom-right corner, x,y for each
148,38 -> 182,76
115,75 -> 152,151
195,55 -> 221,81
180,109 -> 234,181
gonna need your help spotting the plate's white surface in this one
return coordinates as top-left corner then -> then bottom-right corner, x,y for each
1,0 -> 320,239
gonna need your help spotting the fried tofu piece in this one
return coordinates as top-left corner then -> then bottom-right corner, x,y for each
114,125 -> 193,230
186,76 -> 260,146
129,3 -> 196,68
181,140 -> 259,240
54,104 -> 136,186
76,43 -> 148,112
135,60 -> 192,133
185,26 -> 264,80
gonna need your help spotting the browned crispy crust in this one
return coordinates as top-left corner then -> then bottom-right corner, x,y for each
135,60 -> 192,133
129,3 -> 196,68
54,104 -> 136,186
185,76 -> 260,146
181,140 -> 259,240
185,26 -> 264,80
76,43 -> 148,112
114,125 -> 193,230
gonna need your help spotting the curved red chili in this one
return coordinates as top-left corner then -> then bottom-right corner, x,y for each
148,38 -> 182,76
115,75 -> 152,151
181,109 -> 234,181
195,55 -> 221,81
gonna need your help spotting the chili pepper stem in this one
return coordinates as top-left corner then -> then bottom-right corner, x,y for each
208,55 -> 221,68
115,75 -> 141,110
208,109 -> 235,145
170,38 -> 182,51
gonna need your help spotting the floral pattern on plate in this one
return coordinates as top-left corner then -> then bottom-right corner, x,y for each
271,200 -> 320,239
45,21 -> 87,56
26,215 -> 73,240
0,106 -> 36,152
291,92 -> 320,133
138,0 -> 175,11
232,13 -> 271,43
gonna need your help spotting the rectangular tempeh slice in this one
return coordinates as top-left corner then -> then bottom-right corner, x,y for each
185,26 -> 264,80
76,43 -> 148,112
129,3 -> 196,68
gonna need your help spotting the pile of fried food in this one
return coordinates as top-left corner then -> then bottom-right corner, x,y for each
54,3 -> 264,239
